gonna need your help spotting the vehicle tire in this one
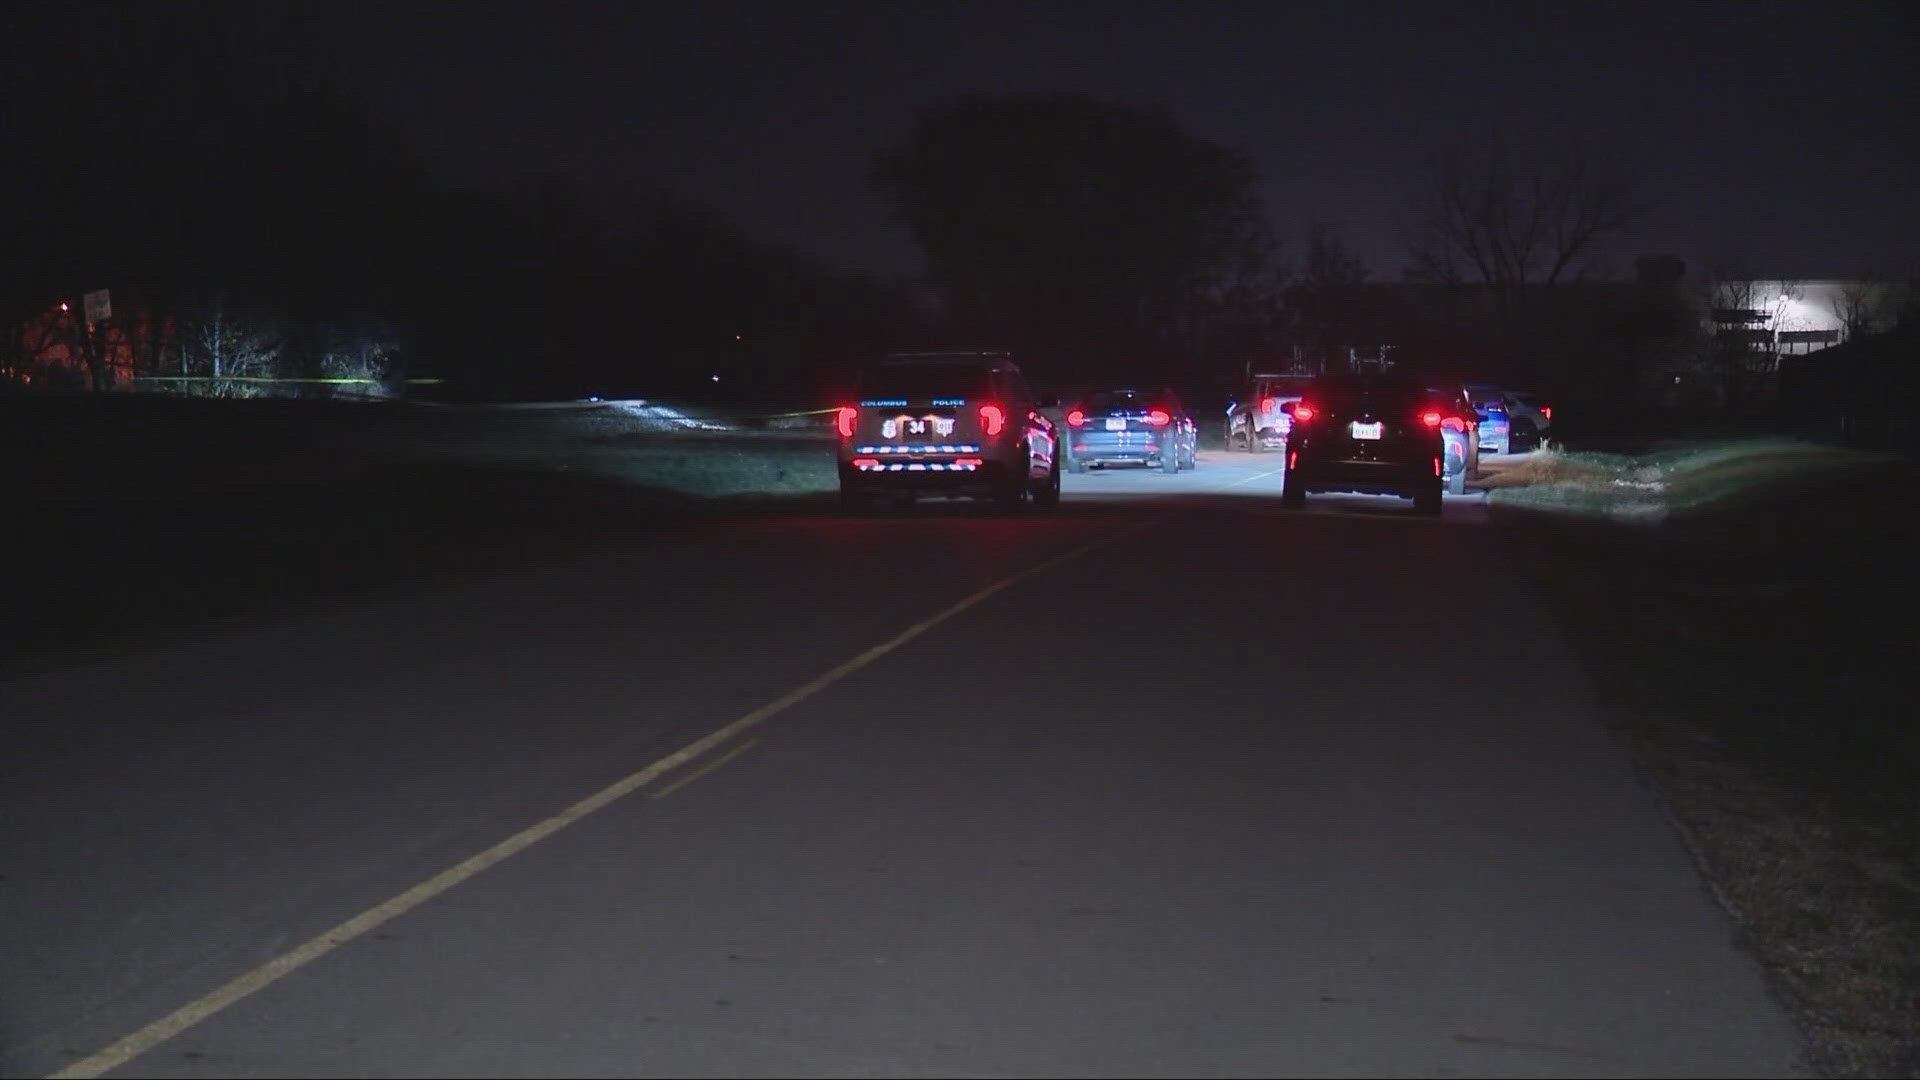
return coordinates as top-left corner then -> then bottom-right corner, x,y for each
1162,446 -> 1179,473
1414,483 -> 1442,516
1280,476 -> 1305,510
1034,458 -> 1062,509
1247,428 -> 1262,453
995,463 -> 1030,513
1447,468 -> 1466,496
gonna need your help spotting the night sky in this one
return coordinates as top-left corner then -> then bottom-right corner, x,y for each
50,1 -> 1920,282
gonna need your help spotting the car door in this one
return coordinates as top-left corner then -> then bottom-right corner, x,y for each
1164,389 -> 1195,457
1230,382 -> 1256,444
999,368 -> 1055,479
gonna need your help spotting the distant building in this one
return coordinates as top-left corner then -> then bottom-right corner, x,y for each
1706,279 -> 1905,370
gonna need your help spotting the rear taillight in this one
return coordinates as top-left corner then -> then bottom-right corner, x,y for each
1146,409 -> 1171,427
851,457 -> 880,469
1420,410 -> 1442,428
1291,403 -> 1316,423
954,457 -> 984,469
1434,456 -> 1442,476
1540,405 -> 1552,420
979,404 -> 1006,437
1066,409 -> 1086,427
835,406 -> 857,438
1288,450 -> 1298,469
1260,396 -> 1276,413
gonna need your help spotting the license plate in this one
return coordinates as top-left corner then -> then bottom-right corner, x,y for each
1350,421 -> 1383,440
1105,417 -> 1127,431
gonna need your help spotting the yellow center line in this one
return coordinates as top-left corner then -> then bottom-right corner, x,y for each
649,738 -> 759,801
49,514 -> 1166,1080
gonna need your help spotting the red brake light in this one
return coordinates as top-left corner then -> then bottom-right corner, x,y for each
1421,410 -> 1442,428
1260,396 -> 1276,413
1291,403 -> 1315,423
1540,405 -> 1552,420
835,406 -> 857,438
851,457 -> 880,469
1146,409 -> 1171,427
978,403 -> 1006,436
1434,456 -> 1443,477
1066,409 -> 1086,427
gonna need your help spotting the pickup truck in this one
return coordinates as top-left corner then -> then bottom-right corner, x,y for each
1226,373 -> 1314,452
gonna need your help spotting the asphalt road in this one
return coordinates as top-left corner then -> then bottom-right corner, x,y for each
2,451 -> 1806,1078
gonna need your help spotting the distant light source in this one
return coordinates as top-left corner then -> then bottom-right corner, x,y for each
59,302 -> 69,312
711,373 -> 720,382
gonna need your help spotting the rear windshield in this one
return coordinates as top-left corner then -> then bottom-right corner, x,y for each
1260,377 -> 1314,396
1085,390 -> 1149,413
856,363 -> 992,404
1308,376 -> 1427,410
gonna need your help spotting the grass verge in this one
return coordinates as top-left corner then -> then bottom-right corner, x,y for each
1501,455 -> 1920,1078
0,397 -> 835,679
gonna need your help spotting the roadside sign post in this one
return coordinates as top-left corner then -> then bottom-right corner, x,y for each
78,289 -> 112,389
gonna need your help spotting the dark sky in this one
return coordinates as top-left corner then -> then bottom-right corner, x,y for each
62,1 -> 1920,281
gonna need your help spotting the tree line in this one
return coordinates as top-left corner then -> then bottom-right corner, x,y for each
9,7 -> 1901,415
1,6 -> 921,403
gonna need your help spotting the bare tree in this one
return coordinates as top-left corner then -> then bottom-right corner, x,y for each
316,323 -> 404,399
4,304 -> 74,389
1405,136 -> 1648,375
1828,277 -> 1907,340
1285,223 -> 1371,371
180,294 -> 281,397
1697,255 -> 1807,405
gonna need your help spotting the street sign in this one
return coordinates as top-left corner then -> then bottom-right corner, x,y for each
84,289 -> 112,322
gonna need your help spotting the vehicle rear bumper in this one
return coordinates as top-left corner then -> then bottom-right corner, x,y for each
839,459 -> 1017,496
1070,447 -> 1169,466
1070,434 -> 1170,464
1292,457 -> 1436,496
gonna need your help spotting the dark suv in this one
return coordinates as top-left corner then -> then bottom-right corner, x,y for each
835,351 -> 1061,512
1279,374 -> 1448,515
